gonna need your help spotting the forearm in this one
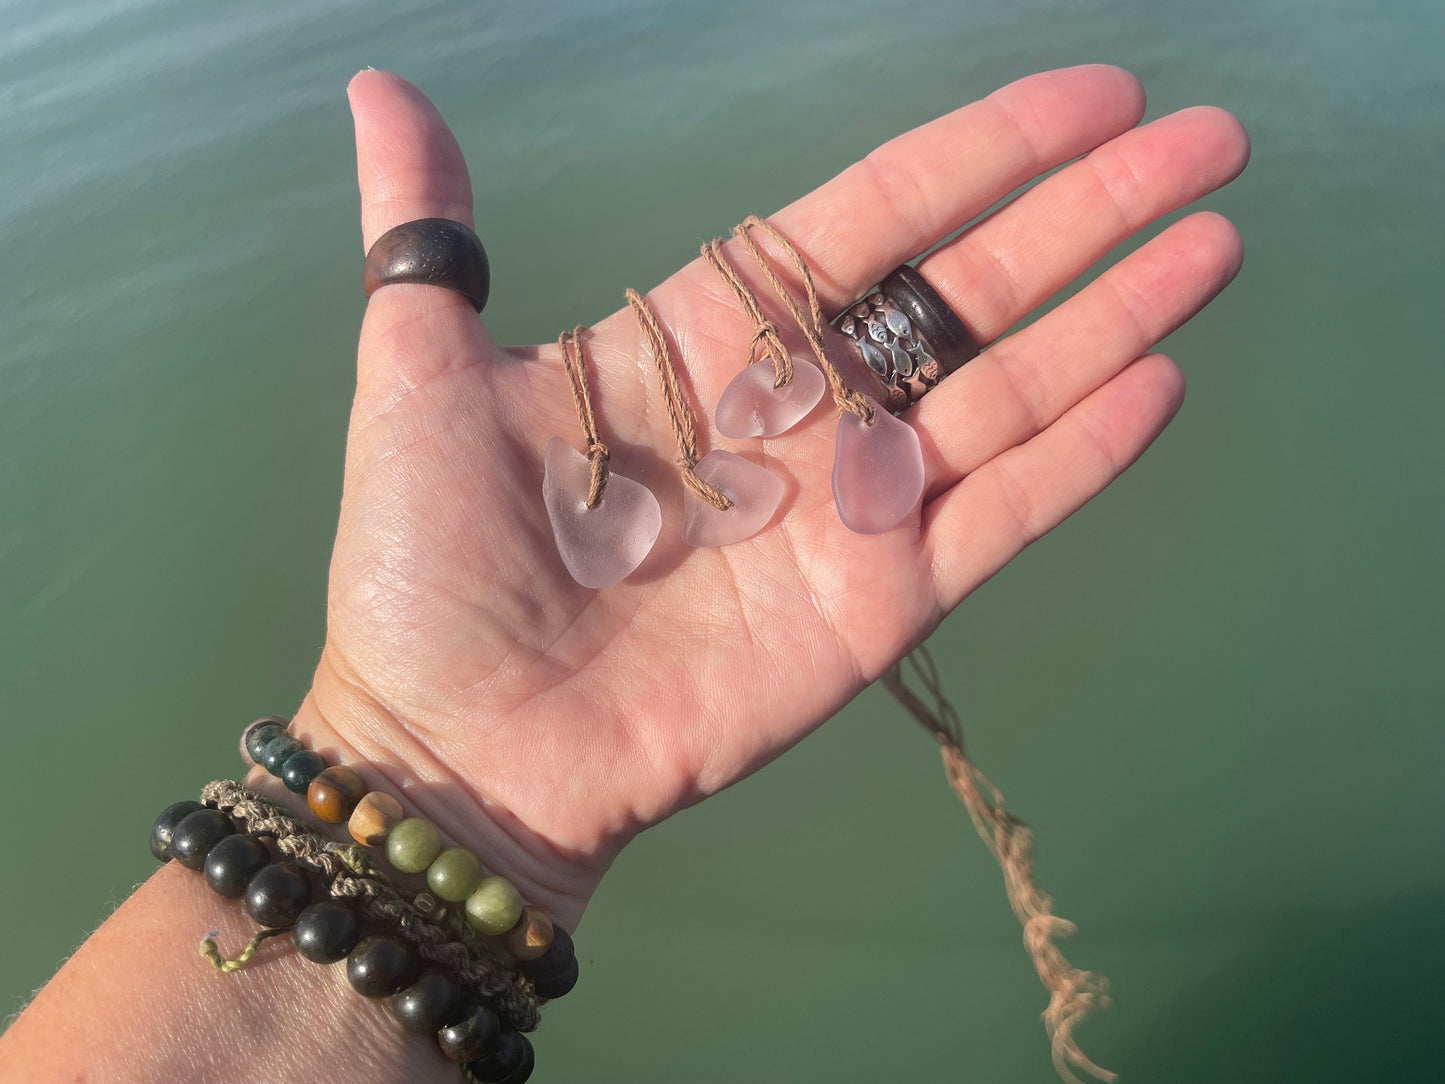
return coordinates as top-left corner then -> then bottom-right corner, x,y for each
0,862 -> 459,1083
2,665 -> 594,1083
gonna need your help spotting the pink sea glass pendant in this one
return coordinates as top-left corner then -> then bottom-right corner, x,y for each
681,450 -> 784,548
542,438 -> 662,588
714,359 -> 826,438
831,409 -> 924,534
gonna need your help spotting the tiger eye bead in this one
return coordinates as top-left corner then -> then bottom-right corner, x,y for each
280,749 -> 327,795
427,846 -> 484,902
500,907 -> 554,961
307,765 -> 367,824
386,817 -> 441,873
464,875 -> 523,936
438,1005 -> 499,1063
348,791 -> 404,846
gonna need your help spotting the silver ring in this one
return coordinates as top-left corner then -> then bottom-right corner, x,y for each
833,266 -> 982,411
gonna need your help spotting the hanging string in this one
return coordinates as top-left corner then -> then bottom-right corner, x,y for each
882,648 -> 1115,1084
733,215 -> 876,426
699,238 -> 794,389
199,926 -> 288,973
625,288 -> 732,511
558,327 -> 610,508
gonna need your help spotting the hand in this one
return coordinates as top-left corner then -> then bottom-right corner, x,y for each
286,66 -> 1247,931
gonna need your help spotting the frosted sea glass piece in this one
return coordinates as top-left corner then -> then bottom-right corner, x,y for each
832,409 -> 924,534
542,437 -> 662,588
681,450 -> 784,548
714,359 -> 826,438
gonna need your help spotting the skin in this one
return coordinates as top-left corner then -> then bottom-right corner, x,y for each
0,66 -> 1248,1081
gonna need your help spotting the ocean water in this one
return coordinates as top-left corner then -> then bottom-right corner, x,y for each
1,0 -> 1441,1080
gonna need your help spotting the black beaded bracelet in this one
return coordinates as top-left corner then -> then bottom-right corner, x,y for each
152,792 -> 538,1083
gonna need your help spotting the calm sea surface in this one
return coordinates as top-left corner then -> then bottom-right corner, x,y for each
2,0 -> 1441,1080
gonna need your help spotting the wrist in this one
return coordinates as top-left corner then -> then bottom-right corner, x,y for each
245,645 -> 605,933
3,863 -> 459,1084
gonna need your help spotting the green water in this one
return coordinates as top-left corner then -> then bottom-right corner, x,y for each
2,0 -> 1441,1080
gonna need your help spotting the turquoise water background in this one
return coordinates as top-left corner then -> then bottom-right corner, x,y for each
2,0 -> 1441,1080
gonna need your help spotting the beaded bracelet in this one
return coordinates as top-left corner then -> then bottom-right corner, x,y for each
151,788 -> 538,1084
240,718 -> 578,1000
203,779 -> 540,1024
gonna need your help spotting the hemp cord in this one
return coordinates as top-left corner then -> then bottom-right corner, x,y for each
200,780 -> 542,1032
200,926 -> 288,972
624,287 -> 732,511
733,216 -> 876,426
558,327 -> 611,508
881,650 -> 1115,1084
699,238 -> 794,389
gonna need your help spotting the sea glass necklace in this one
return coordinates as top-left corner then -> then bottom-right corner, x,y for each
626,288 -> 784,548
541,327 -> 662,588
729,215 -> 925,534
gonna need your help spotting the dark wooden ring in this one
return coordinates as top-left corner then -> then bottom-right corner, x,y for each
362,218 -> 490,313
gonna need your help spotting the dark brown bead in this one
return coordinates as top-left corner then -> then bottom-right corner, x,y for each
495,1035 -> 535,1084
519,923 -> 577,998
244,862 -> 312,927
529,954 -> 578,999
346,935 -> 417,998
170,808 -> 236,871
437,1005 -> 499,1063
307,765 -> 366,824
518,924 -> 573,981
294,901 -> 361,964
468,1031 -> 530,1083
362,219 -> 490,312
391,969 -> 462,1034
150,801 -> 204,862
204,833 -> 269,897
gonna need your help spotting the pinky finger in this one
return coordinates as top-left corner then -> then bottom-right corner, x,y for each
923,353 -> 1186,611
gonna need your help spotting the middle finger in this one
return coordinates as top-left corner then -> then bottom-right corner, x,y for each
919,105 -> 1250,344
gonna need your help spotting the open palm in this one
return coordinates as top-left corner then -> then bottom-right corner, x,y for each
293,66 -> 1247,929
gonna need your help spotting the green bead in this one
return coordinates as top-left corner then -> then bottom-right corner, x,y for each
386,817 -> 440,874
260,734 -> 304,776
243,721 -> 287,765
465,875 -> 523,936
427,846 -> 484,903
